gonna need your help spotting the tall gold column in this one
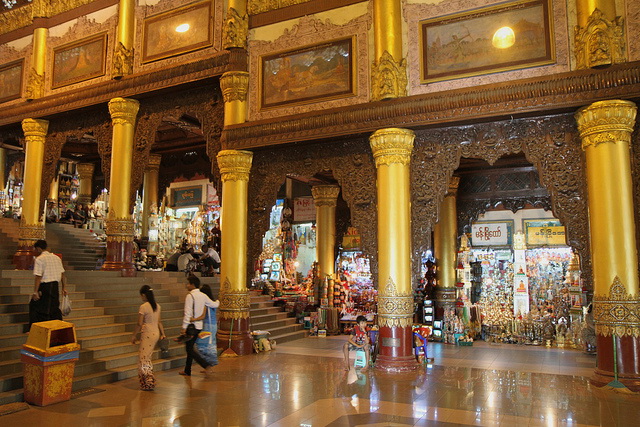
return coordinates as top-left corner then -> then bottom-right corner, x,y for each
222,0 -> 248,50
220,72 -> 249,127
575,100 -> 640,391
76,163 -> 95,205
370,128 -> 418,372
48,176 -> 59,201
434,177 -> 459,314
13,119 -> 48,269
217,150 -> 253,356
574,0 -> 625,69
112,0 -> 135,78
312,185 -> 341,306
25,27 -> 47,100
102,98 -> 139,277
371,0 -> 406,100
141,154 -> 161,239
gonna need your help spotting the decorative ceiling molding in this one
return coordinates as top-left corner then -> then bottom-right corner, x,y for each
222,61 -> 640,150
0,49 -> 246,127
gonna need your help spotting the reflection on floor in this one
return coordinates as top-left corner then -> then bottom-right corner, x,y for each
2,336 -> 638,426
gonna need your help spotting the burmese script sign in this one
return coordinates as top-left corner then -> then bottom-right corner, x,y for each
172,186 -> 202,207
524,219 -> 566,246
471,221 -> 513,247
293,197 -> 315,222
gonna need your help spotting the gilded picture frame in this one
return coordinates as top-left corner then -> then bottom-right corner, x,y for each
0,59 -> 24,103
420,0 -> 554,83
52,33 -> 107,89
260,37 -> 355,110
142,0 -> 213,64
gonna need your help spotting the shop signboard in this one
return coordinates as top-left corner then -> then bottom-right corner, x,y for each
293,197 -> 315,222
342,226 -> 361,250
471,221 -> 513,247
523,219 -> 566,246
172,186 -> 202,207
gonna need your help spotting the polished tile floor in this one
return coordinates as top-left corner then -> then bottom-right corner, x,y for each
3,337 -> 639,426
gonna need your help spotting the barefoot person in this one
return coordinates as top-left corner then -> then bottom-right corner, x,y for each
132,285 -> 165,390
343,315 -> 371,371
29,240 -> 67,329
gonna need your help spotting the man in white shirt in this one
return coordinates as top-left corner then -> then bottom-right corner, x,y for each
179,275 -> 219,376
177,249 -> 195,272
29,240 -> 67,329
201,244 -> 221,275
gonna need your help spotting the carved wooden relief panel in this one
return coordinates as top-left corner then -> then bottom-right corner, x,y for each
412,114 -> 593,290
248,137 -> 377,284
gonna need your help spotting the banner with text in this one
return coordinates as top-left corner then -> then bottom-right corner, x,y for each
471,221 -> 513,247
293,197 -> 315,222
524,219 -> 566,246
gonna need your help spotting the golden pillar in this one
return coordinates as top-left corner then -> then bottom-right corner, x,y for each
217,150 -> 253,356
370,128 -> 418,372
220,71 -> 249,127
434,177 -> 460,313
76,163 -> 95,205
312,185 -> 341,306
48,175 -> 59,202
222,0 -> 248,50
575,100 -> 640,391
14,119 -> 48,269
141,154 -> 161,238
371,0 -> 406,100
112,0 -> 135,78
25,27 -> 47,100
574,0 -> 625,69
102,98 -> 139,277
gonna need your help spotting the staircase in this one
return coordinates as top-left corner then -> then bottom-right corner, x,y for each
45,223 -> 106,270
0,270 -> 215,405
249,292 -> 307,345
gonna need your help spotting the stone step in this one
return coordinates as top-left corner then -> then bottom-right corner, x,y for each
250,307 -> 284,317
251,318 -> 297,331
271,329 -> 308,345
103,302 -> 183,315
0,298 -> 94,313
0,290 -> 84,302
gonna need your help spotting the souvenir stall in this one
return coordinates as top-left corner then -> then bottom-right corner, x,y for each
336,227 -> 376,328
2,160 -> 24,216
452,212 -> 587,348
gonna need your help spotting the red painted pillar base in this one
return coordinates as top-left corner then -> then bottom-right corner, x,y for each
101,240 -> 136,277
375,325 -> 420,372
13,246 -> 36,270
591,334 -> 640,392
217,316 -> 253,356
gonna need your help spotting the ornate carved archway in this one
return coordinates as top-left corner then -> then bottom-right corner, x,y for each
247,138 -> 378,284
411,114 -> 593,290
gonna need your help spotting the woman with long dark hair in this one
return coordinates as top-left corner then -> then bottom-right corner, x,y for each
132,285 -> 166,390
190,284 -> 218,367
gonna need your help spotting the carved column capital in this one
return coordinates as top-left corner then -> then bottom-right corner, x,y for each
219,278 -> 251,320
220,71 -> 249,103
25,68 -> 44,100
574,8 -> 625,70
593,276 -> 640,338
18,219 -> 45,247
21,118 -> 49,143
311,185 -> 340,207
217,149 -> 253,182
112,42 -> 134,79
76,163 -> 95,180
222,7 -> 248,50
575,100 -> 637,150
369,128 -> 414,167
447,176 -> 460,196
371,50 -> 407,101
108,97 -> 140,126
145,154 -> 162,171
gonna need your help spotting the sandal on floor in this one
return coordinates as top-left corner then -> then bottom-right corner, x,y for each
178,371 -> 190,376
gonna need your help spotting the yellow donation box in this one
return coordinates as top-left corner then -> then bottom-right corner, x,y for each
21,320 -> 80,406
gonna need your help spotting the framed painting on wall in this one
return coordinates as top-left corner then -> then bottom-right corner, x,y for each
52,33 -> 107,89
0,59 -> 23,103
420,0 -> 554,83
142,0 -> 213,63
260,37 -> 355,109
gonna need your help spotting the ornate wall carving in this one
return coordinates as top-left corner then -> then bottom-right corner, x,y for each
248,137 -> 377,284
403,0 -> 570,96
131,84 -> 224,211
248,13 -> 371,121
629,0 -> 640,62
412,114 -> 593,290
248,0 -> 313,15
630,125 -> 640,274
